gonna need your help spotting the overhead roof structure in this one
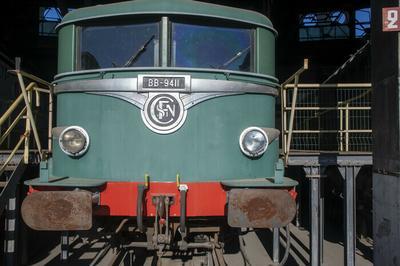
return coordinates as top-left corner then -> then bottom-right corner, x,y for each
59,0 -> 274,30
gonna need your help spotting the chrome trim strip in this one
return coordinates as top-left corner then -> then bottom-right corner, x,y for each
88,92 -> 147,110
55,78 -> 138,92
54,67 -> 279,84
161,17 -> 169,67
54,78 -> 278,96
88,91 -> 240,110
181,92 -> 240,109
191,79 -> 277,95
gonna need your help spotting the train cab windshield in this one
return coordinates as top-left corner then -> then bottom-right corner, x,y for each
79,22 -> 159,70
78,20 -> 254,72
171,23 -> 253,72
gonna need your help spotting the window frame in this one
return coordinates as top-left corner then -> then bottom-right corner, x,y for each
74,16 -> 257,73
298,10 -> 351,42
75,18 -> 163,71
168,18 -> 256,72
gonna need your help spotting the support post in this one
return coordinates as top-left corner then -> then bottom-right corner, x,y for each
304,165 -> 324,266
60,232 -> 69,262
339,166 -> 360,266
339,106 -> 344,151
345,103 -> 350,151
320,177 -> 324,265
3,186 -> 19,266
272,227 -> 280,263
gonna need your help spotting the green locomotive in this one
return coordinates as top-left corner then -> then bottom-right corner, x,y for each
21,0 -> 297,260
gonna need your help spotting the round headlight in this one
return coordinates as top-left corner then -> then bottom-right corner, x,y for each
239,127 -> 269,157
59,126 -> 89,157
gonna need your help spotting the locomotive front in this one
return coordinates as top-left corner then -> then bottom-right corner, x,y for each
21,0 -> 297,252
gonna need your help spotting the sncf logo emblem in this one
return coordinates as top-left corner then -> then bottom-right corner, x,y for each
153,97 -> 177,124
141,93 -> 187,134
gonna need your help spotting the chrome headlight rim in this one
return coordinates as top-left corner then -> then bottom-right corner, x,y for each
239,127 -> 269,158
58,126 -> 90,157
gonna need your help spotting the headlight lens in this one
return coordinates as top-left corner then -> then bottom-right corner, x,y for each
239,127 -> 269,157
59,126 -> 89,157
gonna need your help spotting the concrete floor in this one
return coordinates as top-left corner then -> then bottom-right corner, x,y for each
277,225 -> 373,266
27,224 -> 373,265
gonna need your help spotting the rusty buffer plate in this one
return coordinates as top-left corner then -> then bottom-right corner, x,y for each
21,191 -> 92,231
228,189 -> 296,228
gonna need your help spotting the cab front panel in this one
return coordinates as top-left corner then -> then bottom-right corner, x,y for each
52,92 -> 277,182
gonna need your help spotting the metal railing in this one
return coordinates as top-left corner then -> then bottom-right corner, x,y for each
281,61 -> 372,164
0,65 -> 52,176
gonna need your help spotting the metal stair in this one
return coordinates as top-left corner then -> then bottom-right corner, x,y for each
0,60 -> 52,265
0,158 -> 26,214
0,61 -> 52,214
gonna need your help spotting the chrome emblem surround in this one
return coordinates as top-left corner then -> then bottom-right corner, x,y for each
141,93 -> 187,134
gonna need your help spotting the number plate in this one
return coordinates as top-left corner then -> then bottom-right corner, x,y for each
138,75 -> 191,92
383,7 -> 400,32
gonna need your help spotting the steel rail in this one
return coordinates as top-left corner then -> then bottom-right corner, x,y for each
0,107 -> 26,146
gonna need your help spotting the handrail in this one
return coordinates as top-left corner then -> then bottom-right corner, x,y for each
281,59 -> 309,166
284,83 -> 371,88
281,82 -> 372,156
281,59 -> 309,88
0,64 -> 53,173
8,69 -> 51,87
0,107 -> 26,146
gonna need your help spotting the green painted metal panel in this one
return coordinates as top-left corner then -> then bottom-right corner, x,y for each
57,25 -> 75,73
25,177 -> 106,187
52,93 -> 278,182
59,0 -> 275,31
257,28 -> 276,77
221,177 -> 298,188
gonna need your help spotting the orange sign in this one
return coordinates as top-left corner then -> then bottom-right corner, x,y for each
383,7 -> 400,31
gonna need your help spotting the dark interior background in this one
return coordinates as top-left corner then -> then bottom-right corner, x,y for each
0,0 -> 371,83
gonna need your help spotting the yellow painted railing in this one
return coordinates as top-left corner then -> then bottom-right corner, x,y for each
281,82 -> 372,165
0,69 -> 52,175
280,60 -> 372,165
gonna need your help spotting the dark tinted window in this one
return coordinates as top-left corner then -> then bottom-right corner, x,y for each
171,23 -> 253,72
79,22 -> 159,70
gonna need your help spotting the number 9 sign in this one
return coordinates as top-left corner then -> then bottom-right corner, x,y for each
383,7 -> 400,32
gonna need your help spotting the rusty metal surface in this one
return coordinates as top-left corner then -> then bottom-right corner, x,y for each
227,189 -> 296,228
21,191 -> 92,231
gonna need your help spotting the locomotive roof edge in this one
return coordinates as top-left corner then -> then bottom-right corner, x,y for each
56,0 -> 277,35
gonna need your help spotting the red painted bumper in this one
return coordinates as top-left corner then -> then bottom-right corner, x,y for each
96,182 -> 227,217
29,182 -> 297,217
30,182 -> 226,217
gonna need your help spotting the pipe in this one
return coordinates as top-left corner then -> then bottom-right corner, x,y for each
239,233 -> 252,266
115,218 -> 128,235
238,226 -> 291,266
122,241 -> 214,250
178,184 -> 188,234
136,184 -> 148,232
278,225 -> 291,266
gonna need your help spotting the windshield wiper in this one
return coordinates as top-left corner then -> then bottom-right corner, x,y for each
218,46 -> 251,69
123,35 -> 155,67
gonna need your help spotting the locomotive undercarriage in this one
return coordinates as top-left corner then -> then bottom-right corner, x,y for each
21,182 -> 296,264
89,217 -> 233,265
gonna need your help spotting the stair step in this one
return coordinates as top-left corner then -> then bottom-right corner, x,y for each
0,181 -> 7,188
0,165 -> 18,172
